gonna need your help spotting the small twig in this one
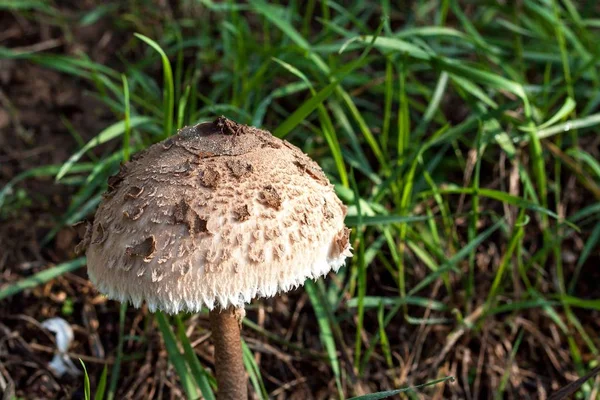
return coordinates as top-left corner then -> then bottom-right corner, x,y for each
0,361 -> 14,399
6,38 -> 63,54
28,343 -> 114,365
268,376 -> 308,397
432,305 -> 484,370
0,144 -> 54,163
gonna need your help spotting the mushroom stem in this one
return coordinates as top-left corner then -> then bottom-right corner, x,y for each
209,307 -> 247,400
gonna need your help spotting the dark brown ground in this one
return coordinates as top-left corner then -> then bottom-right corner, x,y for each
1,4 -> 127,399
2,3 -> 600,400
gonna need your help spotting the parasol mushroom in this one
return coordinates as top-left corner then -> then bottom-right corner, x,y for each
83,117 -> 352,399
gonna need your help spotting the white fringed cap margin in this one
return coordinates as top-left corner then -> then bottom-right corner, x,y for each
83,118 -> 352,314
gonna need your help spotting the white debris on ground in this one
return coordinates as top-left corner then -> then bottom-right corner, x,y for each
41,317 -> 81,377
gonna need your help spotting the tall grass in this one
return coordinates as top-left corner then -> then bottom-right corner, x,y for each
2,0 -> 600,398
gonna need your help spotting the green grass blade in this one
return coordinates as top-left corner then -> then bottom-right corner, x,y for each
408,218 -> 504,296
0,50 -> 118,79
414,71 -> 449,137
251,1 -> 309,48
377,302 -> 393,368
347,376 -> 455,399
533,112 -> 600,140
339,89 -> 387,169
0,163 -> 94,209
252,81 -> 311,126
485,214 -> 525,310
382,59 -> 393,149
0,257 -> 86,300
79,359 -> 91,400
534,97 -> 576,130
79,4 -> 118,25
567,148 -> 600,179
134,33 -> 174,138
345,214 -> 433,227
358,36 -> 430,60
350,172 -> 365,369
430,187 -> 573,227
121,74 -> 131,162
41,194 -> 103,246
496,329 -> 524,399
175,315 -> 216,400
55,117 -> 152,181
272,80 -> 339,138
0,0 -> 57,13
95,365 -> 108,400
559,295 -> 600,311
155,312 -> 198,400
177,85 -> 192,130
241,339 -> 268,399
305,280 -> 343,399
346,296 -> 448,311
106,303 -> 126,400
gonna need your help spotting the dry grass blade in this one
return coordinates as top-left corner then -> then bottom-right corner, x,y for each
548,366 -> 600,400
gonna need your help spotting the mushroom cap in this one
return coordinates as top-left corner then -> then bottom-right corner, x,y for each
85,118 -> 352,314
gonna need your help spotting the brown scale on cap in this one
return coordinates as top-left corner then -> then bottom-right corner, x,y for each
260,139 -> 282,149
125,186 -> 144,200
151,268 -> 165,282
178,261 -> 192,276
126,236 -> 156,262
226,159 -> 253,178
220,248 -> 232,263
323,200 -> 335,220
199,166 -> 220,188
85,117 -> 352,315
130,150 -> 148,162
331,227 -> 351,258
191,215 -> 209,235
234,233 -> 243,246
108,164 -> 127,186
173,199 -> 208,236
282,140 -> 298,152
233,205 -> 251,222
273,243 -> 286,259
248,243 -> 265,263
161,137 -> 175,150
256,132 -> 283,149
197,151 -> 215,158
123,202 -> 148,221
215,115 -> 243,136
264,226 -> 281,241
112,222 -> 125,234
105,164 -> 128,197
293,158 -> 329,185
73,221 -> 93,254
91,223 -> 107,245
259,185 -> 282,210
173,159 -> 197,177
289,231 -> 299,244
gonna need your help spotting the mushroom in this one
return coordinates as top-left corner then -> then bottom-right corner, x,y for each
84,117 -> 352,399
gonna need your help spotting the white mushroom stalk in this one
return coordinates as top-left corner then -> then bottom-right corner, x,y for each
82,117 -> 352,399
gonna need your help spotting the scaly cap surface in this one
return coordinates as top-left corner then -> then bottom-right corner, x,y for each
85,118 -> 351,314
